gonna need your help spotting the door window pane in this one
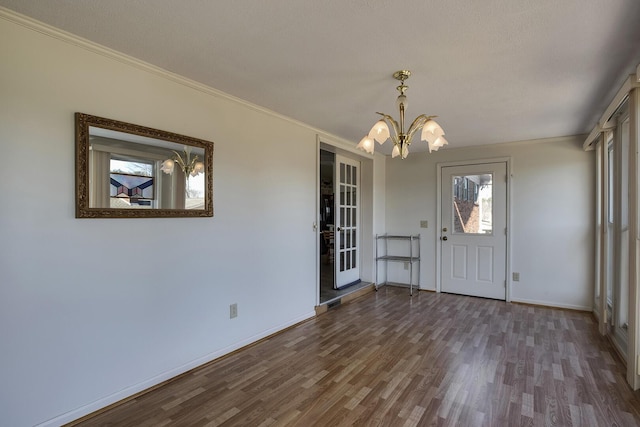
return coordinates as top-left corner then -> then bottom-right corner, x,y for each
608,144 -> 614,225
618,118 -> 630,330
595,141 -> 602,306
607,138 -> 614,305
452,174 -> 492,234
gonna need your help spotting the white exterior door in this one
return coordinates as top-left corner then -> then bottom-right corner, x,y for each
335,155 -> 360,288
441,162 -> 507,300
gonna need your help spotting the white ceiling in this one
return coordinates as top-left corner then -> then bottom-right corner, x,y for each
3,1 -> 640,153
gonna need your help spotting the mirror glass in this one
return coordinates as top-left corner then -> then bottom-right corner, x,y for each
76,113 -> 214,218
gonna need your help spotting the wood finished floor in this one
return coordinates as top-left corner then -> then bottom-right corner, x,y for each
76,287 -> 640,426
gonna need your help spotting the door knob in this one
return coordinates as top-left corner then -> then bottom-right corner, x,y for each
442,236 -> 448,241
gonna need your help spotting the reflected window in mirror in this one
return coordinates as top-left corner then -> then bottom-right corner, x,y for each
110,158 -> 155,208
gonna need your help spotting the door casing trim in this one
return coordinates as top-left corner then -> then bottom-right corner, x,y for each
316,135 -> 373,307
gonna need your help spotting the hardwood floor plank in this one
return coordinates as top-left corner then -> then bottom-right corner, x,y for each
71,287 -> 640,426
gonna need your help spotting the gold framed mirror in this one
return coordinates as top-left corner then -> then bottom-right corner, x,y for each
75,113 -> 214,218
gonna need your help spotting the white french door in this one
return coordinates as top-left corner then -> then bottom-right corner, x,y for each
334,155 -> 360,288
440,162 -> 507,300
602,104 -> 631,360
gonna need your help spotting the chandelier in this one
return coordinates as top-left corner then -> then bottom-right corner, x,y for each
357,70 -> 448,159
160,146 -> 204,177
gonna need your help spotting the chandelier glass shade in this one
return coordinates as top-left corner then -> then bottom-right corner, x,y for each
357,70 -> 448,159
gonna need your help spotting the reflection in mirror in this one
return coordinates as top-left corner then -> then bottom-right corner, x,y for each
76,113 -> 213,218
89,129 -> 205,210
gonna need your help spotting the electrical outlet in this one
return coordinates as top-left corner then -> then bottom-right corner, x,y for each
512,272 -> 520,282
420,220 -> 428,228
230,303 -> 238,319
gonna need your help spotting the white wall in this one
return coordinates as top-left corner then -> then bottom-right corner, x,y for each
385,137 -> 595,310
0,15 -> 384,427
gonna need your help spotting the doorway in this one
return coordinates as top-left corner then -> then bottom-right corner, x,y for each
439,161 -> 508,300
318,150 -> 366,304
319,150 -> 336,301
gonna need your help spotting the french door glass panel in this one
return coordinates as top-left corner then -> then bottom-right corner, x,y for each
603,108 -> 630,360
618,117 -> 630,332
335,155 -> 360,287
594,139 -> 602,312
607,140 -> 614,311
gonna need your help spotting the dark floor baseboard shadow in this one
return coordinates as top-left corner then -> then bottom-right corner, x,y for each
315,282 -> 375,315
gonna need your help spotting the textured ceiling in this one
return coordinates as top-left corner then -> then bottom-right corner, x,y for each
2,1 -> 640,153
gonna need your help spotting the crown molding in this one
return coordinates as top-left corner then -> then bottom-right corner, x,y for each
437,133 -> 586,154
0,7 -> 355,147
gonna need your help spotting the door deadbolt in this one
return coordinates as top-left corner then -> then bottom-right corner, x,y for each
442,227 -> 448,232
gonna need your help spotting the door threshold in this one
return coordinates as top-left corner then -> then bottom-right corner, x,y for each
315,283 -> 375,315
335,279 -> 362,290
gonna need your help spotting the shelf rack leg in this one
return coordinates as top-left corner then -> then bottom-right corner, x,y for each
409,235 -> 413,296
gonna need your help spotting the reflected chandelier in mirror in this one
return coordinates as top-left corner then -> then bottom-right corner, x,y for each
75,113 -> 214,218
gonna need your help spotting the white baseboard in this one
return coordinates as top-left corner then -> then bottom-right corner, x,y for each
510,297 -> 592,312
36,310 -> 316,427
